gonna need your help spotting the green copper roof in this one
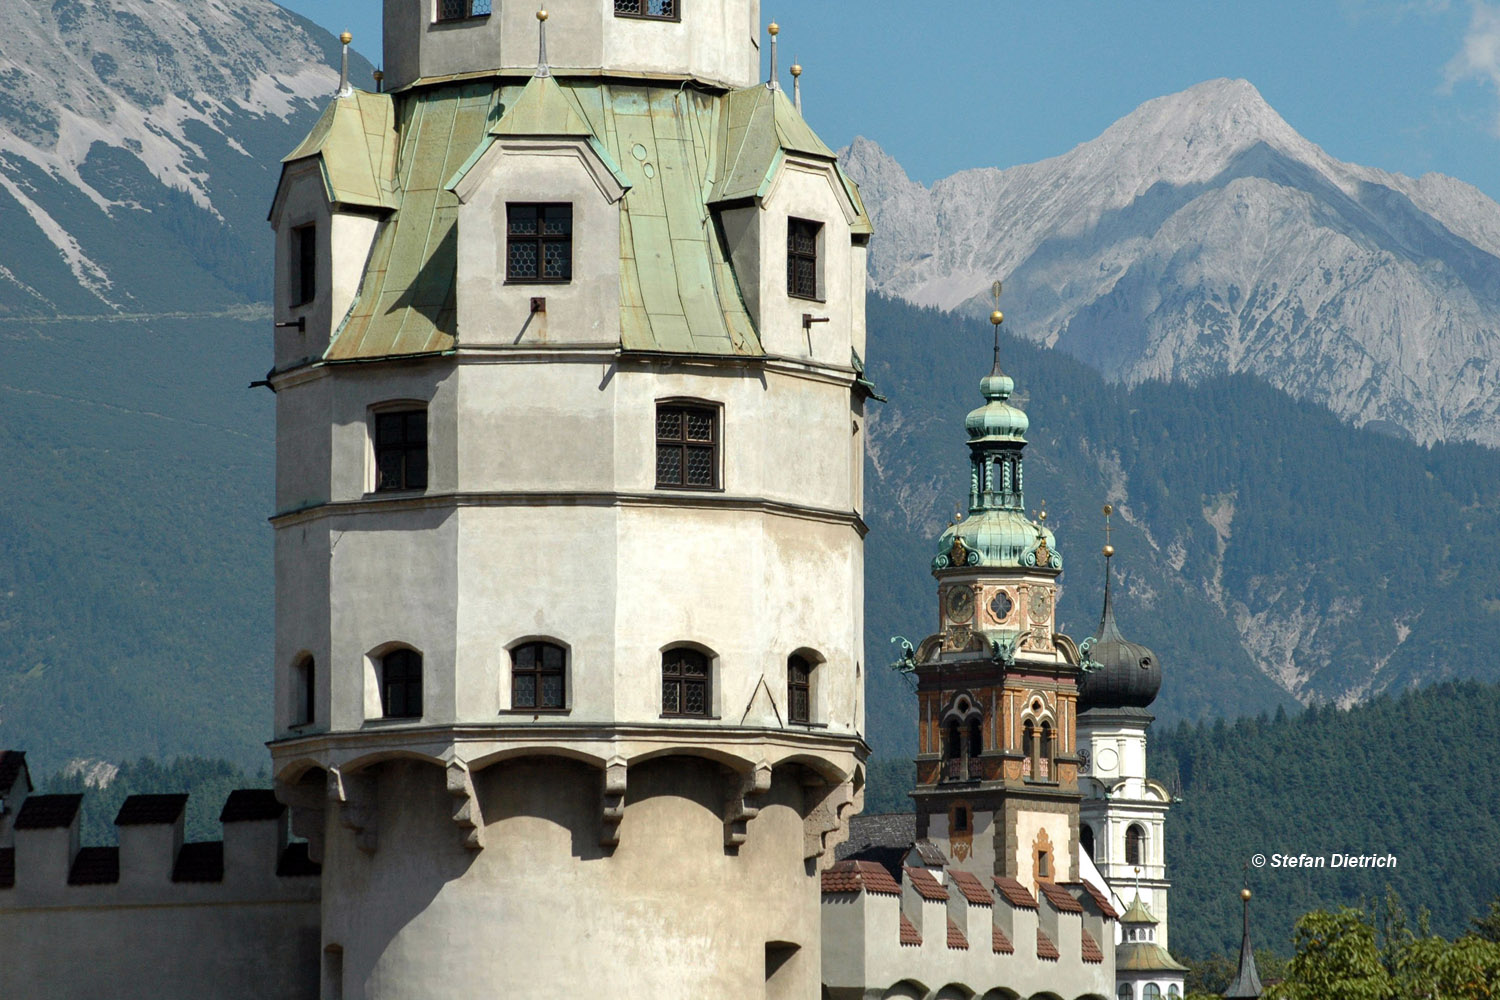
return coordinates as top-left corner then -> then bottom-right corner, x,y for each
966,367 -> 1028,441
281,90 -> 399,212
491,73 -> 594,137
934,510 -> 1059,572
1117,941 -> 1190,973
1121,894 -> 1157,924
712,85 -> 835,204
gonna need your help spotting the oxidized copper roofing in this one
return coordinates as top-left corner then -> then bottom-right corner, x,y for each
115,793 -> 188,826
68,846 -> 119,885
899,913 -> 921,946
992,923 -> 1014,954
1081,928 -> 1105,963
14,793 -> 82,830
904,866 -> 948,902
172,842 -> 225,883
946,917 -> 968,950
1039,881 -> 1085,913
948,869 -> 993,906
993,876 -> 1038,909
1036,928 -> 1060,961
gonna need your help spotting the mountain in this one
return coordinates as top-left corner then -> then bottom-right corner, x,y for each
0,0 -> 369,770
842,79 -> 1500,448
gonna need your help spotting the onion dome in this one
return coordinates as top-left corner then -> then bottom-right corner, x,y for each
964,367 -> 1029,442
1078,550 -> 1160,710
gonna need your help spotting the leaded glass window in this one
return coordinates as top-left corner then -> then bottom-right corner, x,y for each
381,649 -> 423,719
662,648 -> 709,717
788,654 -> 812,724
614,0 -> 677,19
506,203 -> 572,283
512,641 -> 566,710
787,217 -> 820,299
655,402 -> 718,489
438,0 -> 491,21
374,409 -> 427,492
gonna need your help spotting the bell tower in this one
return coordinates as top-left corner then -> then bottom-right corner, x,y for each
901,305 -> 1086,895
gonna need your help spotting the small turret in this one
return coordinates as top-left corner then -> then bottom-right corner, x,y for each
1079,518 -> 1160,712
1223,887 -> 1264,998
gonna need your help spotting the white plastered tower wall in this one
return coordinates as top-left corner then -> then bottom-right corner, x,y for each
265,4 -> 869,998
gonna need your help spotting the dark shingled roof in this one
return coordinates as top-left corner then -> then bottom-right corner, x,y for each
1081,928 -> 1104,963
821,859 -> 901,896
911,839 -> 948,867
1036,928 -> 1060,961
0,848 -> 13,889
836,812 -> 915,860
1069,880 -> 1120,919
899,913 -> 921,946
221,789 -> 285,823
1039,881 -> 1085,913
277,842 -> 322,878
946,917 -> 968,950
14,793 -> 82,830
992,924 -> 1014,954
116,793 -> 188,826
993,876 -> 1038,909
172,841 -> 225,883
904,866 -> 948,902
68,846 -> 119,885
0,750 -> 29,794
948,869 -> 993,906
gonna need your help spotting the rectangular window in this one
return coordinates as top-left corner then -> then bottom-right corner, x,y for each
512,642 -> 566,710
506,203 -> 572,283
786,218 -> 821,300
614,0 -> 677,19
788,655 -> 811,724
292,224 -> 316,307
662,649 -> 710,717
655,402 -> 719,490
375,409 -> 428,492
438,0 -> 491,21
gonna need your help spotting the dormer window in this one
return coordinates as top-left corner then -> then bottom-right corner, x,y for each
438,0 -> 491,21
787,218 -> 822,300
614,0 -> 677,20
507,204 -> 572,283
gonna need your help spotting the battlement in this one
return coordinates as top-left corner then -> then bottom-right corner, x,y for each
821,852 -> 1114,1000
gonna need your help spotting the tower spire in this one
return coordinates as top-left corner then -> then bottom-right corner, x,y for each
535,9 -> 551,78
791,60 -> 803,112
767,23 -> 780,90
1224,886 -> 1264,998
337,31 -> 353,97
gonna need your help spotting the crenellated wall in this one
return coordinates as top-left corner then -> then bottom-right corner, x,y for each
0,770 -> 322,1000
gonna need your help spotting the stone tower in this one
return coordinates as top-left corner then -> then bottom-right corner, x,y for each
266,4 -> 871,996
1077,538 -> 1178,950
903,314 -> 1086,896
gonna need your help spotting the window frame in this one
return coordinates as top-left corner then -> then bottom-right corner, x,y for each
661,646 -> 713,718
786,217 -> 823,301
787,653 -> 813,725
612,0 -> 680,21
292,654 -> 316,728
510,640 -> 568,712
379,648 -> 423,720
505,202 -> 573,285
371,404 -> 429,494
654,398 -> 722,491
291,222 -> 316,308
435,0 -> 492,22
1125,823 -> 1145,867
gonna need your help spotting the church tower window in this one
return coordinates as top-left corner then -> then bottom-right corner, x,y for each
655,401 -> 719,489
380,649 -> 423,719
506,204 -> 573,283
662,647 -> 710,717
438,0 -> 491,22
786,218 -> 821,300
512,641 -> 566,710
787,654 -> 812,724
291,223 -> 316,307
614,0 -> 678,19
293,655 -> 315,726
1126,823 -> 1145,866
374,408 -> 428,492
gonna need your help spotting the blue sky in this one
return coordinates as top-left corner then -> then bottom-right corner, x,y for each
280,0 -> 1500,199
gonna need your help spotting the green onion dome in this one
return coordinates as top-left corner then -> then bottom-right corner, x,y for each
964,369 -> 1029,441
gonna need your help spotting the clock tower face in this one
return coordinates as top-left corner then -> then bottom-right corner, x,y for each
1028,586 -> 1053,624
946,586 -> 975,623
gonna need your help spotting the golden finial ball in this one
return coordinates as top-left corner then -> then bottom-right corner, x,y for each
790,64 -> 802,77
990,309 -> 1004,326
1103,503 -> 1113,516
1038,510 -> 1048,522
373,69 -> 384,81
1242,888 -> 1253,901
1103,544 -> 1115,558
339,31 -> 353,45
768,22 -> 780,35
537,9 -> 549,20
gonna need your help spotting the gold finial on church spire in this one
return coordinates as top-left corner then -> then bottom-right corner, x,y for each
1103,503 -> 1114,558
791,60 -> 802,112
535,9 -> 551,77
337,32 -> 353,96
767,23 -> 781,91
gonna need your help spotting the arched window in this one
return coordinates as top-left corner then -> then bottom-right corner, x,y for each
1080,824 -> 1095,860
512,641 -> 565,709
966,717 -> 982,757
1039,720 -> 1054,780
944,720 -> 962,760
380,649 -> 423,719
1168,987 -> 1181,998
293,655 -> 315,726
1117,985 -> 1133,1000
1126,823 -> 1145,866
787,654 -> 813,724
1143,986 -> 1162,1000
662,648 -> 710,717
1022,721 -> 1036,778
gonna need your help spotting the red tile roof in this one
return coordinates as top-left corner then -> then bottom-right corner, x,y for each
948,868 -> 993,906
947,917 -> 968,950
116,793 -> 188,826
172,842 -> 224,883
821,859 -> 901,896
0,848 -> 13,889
904,866 -> 949,902
220,789 -> 285,823
993,876 -> 1038,909
0,751 -> 29,794
899,913 -> 922,946
992,924 -> 1014,954
1036,928 -> 1060,961
14,794 -> 82,831
68,846 -> 119,885
1039,881 -> 1085,913
1081,928 -> 1104,963
1068,880 -> 1120,920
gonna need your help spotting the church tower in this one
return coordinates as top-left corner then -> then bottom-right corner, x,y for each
1077,522 -> 1179,950
265,5 -> 871,997
903,309 -> 1086,895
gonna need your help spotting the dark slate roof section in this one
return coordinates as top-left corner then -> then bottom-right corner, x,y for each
68,846 -> 120,885
1081,928 -> 1104,963
116,793 -> 188,826
0,848 -> 13,889
221,789 -> 285,823
821,859 -> 901,896
993,876 -> 1038,909
904,866 -> 949,902
911,839 -> 948,867
172,841 -> 225,883
14,793 -> 83,830
277,842 -> 322,878
992,923 -> 1014,954
1036,928 -> 1060,961
837,812 -> 916,860
946,916 -> 968,950
948,869 -> 994,906
1068,880 -> 1120,919
899,913 -> 921,946
0,750 -> 30,794
1039,881 -> 1085,913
